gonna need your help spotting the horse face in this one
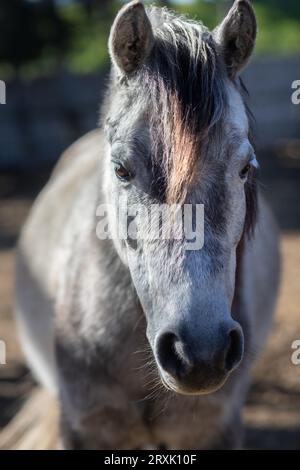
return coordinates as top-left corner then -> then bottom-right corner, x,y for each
104,0 -> 257,395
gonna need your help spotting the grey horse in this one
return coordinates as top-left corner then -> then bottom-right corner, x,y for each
15,0 -> 280,449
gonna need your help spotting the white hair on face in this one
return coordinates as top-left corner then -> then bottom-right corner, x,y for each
226,81 -> 249,136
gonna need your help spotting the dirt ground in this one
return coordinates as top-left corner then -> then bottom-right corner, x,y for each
0,145 -> 300,449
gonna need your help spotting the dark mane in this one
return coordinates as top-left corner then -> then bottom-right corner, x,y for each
239,77 -> 258,237
139,8 -> 228,204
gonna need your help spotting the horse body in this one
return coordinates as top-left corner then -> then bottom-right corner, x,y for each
15,2 -> 280,449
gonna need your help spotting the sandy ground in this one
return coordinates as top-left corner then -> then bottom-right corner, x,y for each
0,153 -> 300,449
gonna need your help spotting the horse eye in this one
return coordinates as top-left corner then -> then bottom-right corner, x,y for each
239,163 -> 251,180
115,163 -> 131,181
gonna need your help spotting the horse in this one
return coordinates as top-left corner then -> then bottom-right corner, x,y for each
15,0 -> 280,449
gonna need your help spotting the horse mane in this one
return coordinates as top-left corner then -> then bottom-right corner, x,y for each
140,7 -> 228,204
239,77 -> 258,238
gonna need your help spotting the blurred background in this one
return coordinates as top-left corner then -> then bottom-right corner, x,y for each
0,0 -> 300,449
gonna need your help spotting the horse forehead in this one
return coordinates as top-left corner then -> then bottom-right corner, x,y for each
226,82 -> 248,136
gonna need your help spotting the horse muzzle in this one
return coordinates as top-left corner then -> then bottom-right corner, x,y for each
154,321 -> 244,395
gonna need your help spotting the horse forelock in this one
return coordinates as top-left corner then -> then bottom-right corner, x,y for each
140,8 -> 228,204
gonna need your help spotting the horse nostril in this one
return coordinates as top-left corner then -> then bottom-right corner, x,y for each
156,332 -> 189,379
224,326 -> 244,373
156,324 -> 244,391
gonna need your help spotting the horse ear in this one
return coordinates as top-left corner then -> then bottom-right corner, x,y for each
214,0 -> 257,79
109,0 -> 154,75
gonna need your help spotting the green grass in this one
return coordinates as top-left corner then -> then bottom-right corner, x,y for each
254,4 -> 300,55
60,4 -> 111,74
